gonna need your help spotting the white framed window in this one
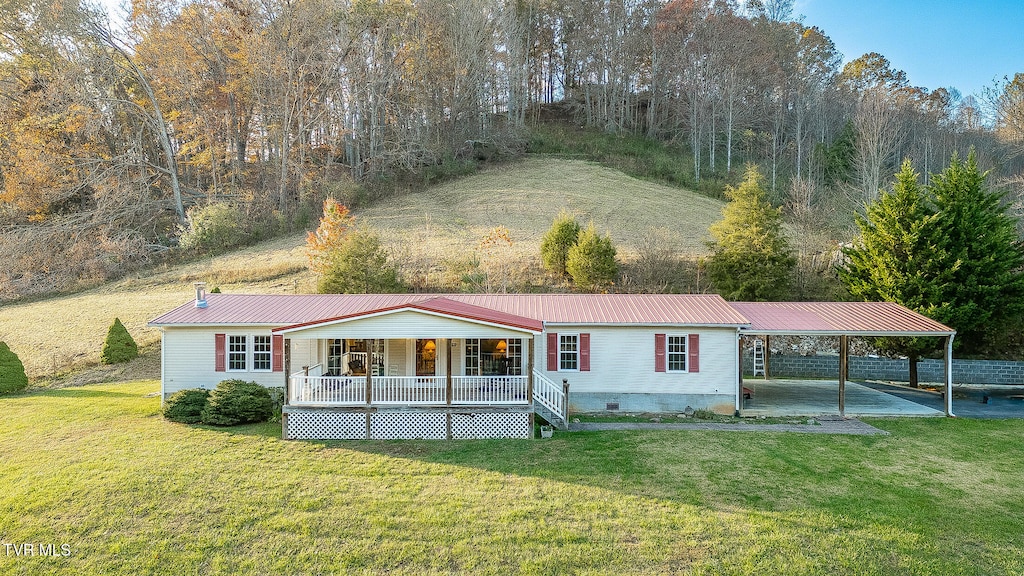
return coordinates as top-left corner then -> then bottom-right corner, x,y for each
667,335 -> 687,372
228,335 -> 247,371
253,336 -> 272,371
327,339 -> 344,375
559,334 -> 579,371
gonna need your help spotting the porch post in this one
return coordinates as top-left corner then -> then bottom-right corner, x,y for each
764,335 -> 771,380
446,338 -> 453,406
945,334 -> 955,417
838,335 -> 848,417
365,359 -> 372,406
527,336 -> 535,403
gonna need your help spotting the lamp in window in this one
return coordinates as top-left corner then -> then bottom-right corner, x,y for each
422,339 -> 436,361
495,340 -> 507,357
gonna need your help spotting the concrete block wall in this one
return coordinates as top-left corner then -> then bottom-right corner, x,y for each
743,353 -> 1024,385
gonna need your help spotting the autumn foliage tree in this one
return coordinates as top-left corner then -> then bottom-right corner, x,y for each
306,199 -> 355,275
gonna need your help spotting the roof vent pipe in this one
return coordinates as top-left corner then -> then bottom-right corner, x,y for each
194,282 -> 208,308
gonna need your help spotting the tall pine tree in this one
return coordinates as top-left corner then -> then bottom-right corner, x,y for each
840,160 -> 943,386
926,152 -> 1024,350
842,153 -> 1024,384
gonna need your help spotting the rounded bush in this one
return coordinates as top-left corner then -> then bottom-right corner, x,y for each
101,317 -> 139,364
179,202 -> 250,253
0,341 -> 29,395
201,379 -> 273,426
163,388 -> 210,424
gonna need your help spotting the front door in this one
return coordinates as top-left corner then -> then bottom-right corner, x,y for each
415,339 -> 437,376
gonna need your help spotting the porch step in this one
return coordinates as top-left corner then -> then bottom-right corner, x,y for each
534,402 -> 567,430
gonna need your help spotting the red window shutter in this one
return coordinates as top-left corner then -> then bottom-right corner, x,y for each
688,334 -> 700,373
579,333 -> 590,372
215,333 -> 226,372
272,334 -> 284,372
546,332 -> 558,371
654,333 -> 666,372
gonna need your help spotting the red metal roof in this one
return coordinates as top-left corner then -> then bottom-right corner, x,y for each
149,293 -> 954,336
149,293 -> 748,328
274,296 -> 545,333
730,301 -> 954,336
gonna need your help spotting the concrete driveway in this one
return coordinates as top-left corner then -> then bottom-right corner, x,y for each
740,379 -> 943,417
859,381 -> 1024,419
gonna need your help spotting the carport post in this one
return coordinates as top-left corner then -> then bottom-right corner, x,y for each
838,335 -> 849,417
735,332 -> 743,415
945,334 -> 955,417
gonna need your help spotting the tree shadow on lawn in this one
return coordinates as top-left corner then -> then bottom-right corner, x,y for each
23,387 -> 147,400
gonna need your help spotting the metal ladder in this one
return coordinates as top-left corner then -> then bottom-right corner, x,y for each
752,338 -> 766,378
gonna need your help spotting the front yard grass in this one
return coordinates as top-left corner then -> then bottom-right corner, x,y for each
2,380 -> 1022,575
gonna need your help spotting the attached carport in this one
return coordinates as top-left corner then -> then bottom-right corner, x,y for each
731,302 -> 957,417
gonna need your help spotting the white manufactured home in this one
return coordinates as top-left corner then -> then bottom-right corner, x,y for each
149,286 -> 956,440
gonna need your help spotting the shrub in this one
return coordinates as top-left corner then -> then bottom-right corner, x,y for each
201,379 -> 273,426
540,210 -> 580,277
566,222 -> 618,291
101,317 -> 139,364
706,165 -> 795,301
163,388 -> 210,424
179,202 -> 250,253
0,341 -> 28,395
318,227 -> 404,294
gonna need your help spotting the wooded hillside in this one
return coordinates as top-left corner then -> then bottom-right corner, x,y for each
2,0 -> 1022,299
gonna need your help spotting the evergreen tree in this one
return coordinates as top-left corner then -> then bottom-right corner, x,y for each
706,165 -> 795,301
841,153 -> 1024,381
840,160 -> 943,386
566,222 -> 618,291
926,152 -> 1024,351
318,227 -> 404,294
0,341 -> 29,395
101,317 -> 139,364
540,211 -> 581,277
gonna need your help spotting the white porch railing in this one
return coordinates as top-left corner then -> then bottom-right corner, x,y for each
288,374 -> 529,407
452,376 -> 528,404
532,370 -> 567,422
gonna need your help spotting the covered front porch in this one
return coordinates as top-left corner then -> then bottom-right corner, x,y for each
287,337 -> 532,407
273,297 -> 566,439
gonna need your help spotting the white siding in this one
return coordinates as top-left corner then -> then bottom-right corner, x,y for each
161,327 -> 287,396
386,338 -> 406,375
535,326 -> 738,396
289,338 -> 317,373
282,310 -> 534,340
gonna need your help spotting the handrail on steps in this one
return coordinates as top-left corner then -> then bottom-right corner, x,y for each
532,370 -> 568,423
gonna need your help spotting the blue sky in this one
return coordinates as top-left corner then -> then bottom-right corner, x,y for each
796,0 -> 1023,98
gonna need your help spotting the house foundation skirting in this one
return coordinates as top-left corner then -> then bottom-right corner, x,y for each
282,405 -> 532,440
569,392 -> 736,415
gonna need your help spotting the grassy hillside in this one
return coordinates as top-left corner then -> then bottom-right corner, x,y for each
1,158 -> 724,380
2,381 -> 1023,575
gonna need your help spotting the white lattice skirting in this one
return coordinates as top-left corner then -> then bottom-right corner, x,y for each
286,411 -> 366,440
371,412 -> 447,439
451,413 -> 530,439
285,410 -> 531,440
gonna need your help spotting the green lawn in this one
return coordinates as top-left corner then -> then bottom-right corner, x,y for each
2,381 -> 1023,575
